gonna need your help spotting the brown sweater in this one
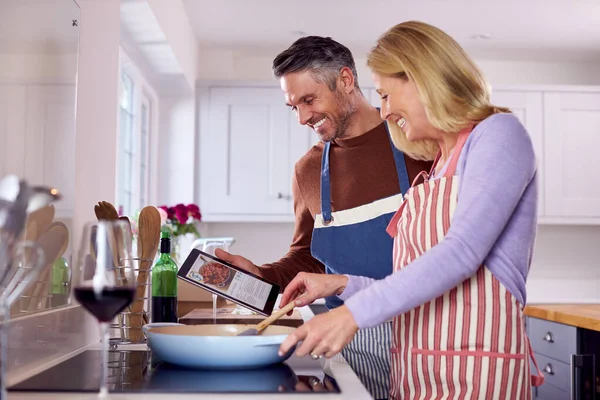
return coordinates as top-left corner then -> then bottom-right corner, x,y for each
260,122 -> 433,288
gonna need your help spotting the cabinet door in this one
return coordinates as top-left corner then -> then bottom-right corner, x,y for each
200,87 -> 311,220
25,85 -> 76,218
0,85 -> 27,178
491,90 -> 545,217
544,91 -> 600,218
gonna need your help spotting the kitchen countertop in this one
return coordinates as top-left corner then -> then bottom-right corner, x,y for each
524,304 -> 600,332
7,304 -> 372,400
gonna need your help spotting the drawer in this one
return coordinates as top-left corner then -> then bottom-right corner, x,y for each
529,317 -> 577,363
534,382 -> 569,400
534,353 -> 570,391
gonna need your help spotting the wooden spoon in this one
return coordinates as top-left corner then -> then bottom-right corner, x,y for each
237,301 -> 296,336
25,222 -> 69,312
100,201 -> 119,220
129,206 -> 161,342
26,205 -> 55,240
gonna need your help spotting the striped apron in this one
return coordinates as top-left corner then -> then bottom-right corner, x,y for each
386,127 -> 544,399
311,122 -> 410,399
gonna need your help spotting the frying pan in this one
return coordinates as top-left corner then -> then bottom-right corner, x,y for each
143,323 -> 297,369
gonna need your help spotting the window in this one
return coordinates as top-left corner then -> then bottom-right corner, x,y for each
139,95 -> 151,208
116,51 -> 157,218
118,72 -> 135,216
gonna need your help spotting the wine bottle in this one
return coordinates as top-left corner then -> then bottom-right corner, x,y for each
151,230 -> 178,323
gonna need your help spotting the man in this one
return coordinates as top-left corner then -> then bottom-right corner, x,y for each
216,36 -> 432,399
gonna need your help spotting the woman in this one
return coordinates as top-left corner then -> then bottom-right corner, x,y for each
278,21 -> 544,399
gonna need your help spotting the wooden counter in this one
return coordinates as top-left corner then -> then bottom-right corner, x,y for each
524,304 -> 600,332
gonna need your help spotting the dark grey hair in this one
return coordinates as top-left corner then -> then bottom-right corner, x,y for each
272,36 -> 360,92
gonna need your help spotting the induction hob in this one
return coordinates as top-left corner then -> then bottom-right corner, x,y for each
9,349 -> 340,394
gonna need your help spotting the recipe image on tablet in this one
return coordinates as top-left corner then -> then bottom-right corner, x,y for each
177,249 -> 280,316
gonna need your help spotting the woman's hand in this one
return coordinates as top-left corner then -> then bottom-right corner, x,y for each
278,305 -> 358,358
280,272 -> 349,308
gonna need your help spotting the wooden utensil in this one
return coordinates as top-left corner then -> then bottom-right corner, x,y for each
237,301 -> 296,336
24,222 -> 69,312
25,205 -> 55,241
129,206 -> 161,342
94,202 -> 131,334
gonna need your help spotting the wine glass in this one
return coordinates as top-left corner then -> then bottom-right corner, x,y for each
73,220 -> 134,396
201,239 -> 234,322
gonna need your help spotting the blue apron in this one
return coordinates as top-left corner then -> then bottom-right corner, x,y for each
310,122 -> 409,399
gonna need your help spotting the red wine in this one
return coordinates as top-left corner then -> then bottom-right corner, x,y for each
74,287 -> 135,322
151,296 -> 178,323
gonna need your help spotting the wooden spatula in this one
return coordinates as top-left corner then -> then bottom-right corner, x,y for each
237,301 -> 296,336
128,206 -> 161,342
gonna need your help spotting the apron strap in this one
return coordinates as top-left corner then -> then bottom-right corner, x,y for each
319,121 -> 412,224
320,141 -> 333,224
527,336 -> 545,387
442,124 -> 474,178
383,121 -> 410,196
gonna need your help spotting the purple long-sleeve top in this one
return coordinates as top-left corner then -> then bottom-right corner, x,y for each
340,113 -> 538,329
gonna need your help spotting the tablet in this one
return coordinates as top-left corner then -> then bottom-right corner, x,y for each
177,249 -> 280,316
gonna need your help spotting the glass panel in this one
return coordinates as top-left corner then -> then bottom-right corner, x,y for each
120,74 -> 133,111
0,0 -> 80,316
139,102 -> 149,209
118,72 -> 135,217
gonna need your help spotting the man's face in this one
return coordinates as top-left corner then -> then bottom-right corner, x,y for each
280,70 -> 355,142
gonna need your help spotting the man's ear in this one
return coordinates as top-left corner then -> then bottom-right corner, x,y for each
338,67 -> 355,94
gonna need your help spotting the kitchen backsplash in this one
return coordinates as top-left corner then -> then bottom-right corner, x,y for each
5,305 -> 97,385
203,223 -> 600,304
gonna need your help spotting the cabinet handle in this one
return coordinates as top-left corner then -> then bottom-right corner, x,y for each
543,332 -> 554,343
543,363 -> 554,375
277,193 -> 291,200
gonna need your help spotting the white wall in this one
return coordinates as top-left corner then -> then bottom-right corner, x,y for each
146,0 -> 198,91
157,95 -> 197,206
197,49 -> 600,86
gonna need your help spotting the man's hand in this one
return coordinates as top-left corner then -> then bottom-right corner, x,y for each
214,249 -> 261,277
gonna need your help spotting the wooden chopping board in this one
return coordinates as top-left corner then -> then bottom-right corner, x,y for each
179,306 -> 304,328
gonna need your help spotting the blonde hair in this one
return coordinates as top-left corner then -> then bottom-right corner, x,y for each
368,21 -> 510,161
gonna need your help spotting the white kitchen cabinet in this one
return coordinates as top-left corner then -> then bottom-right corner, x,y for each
543,91 -> 600,221
490,90 -> 545,217
198,86 -> 314,222
0,85 -> 27,178
25,85 -> 76,218
0,84 -> 75,218
198,84 -> 600,224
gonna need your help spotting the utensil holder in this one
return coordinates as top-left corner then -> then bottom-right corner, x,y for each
109,257 -> 152,346
13,264 -> 53,315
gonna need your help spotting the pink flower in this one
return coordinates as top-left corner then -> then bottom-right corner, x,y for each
187,204 -> 202,221
175,210 -> 188,225
159,205 -> 175,220
156,207 -> 168,225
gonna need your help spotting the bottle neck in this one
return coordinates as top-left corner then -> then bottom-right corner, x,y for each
160,237 -> 171,254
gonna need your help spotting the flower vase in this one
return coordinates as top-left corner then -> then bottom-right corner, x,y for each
171,233 -> 197,268
170,238 -> 181,267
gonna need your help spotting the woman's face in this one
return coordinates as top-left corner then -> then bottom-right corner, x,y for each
372,72 -> 436,141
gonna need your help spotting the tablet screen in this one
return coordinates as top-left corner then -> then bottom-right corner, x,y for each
177,249 -> 280,315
